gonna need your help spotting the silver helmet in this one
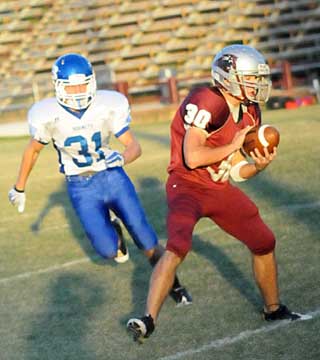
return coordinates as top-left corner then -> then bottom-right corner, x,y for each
211,44 -> 271,103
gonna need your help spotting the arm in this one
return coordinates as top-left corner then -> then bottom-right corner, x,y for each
183,125 -> 253,169
117,129 -> 142,165
105,129 -> 142,168
230,147 -> 277,182
243,146 -> 277,177
8,138 -> 44,213
15,138 -> 45,190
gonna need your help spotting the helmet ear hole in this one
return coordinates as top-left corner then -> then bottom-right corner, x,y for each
52,53 -> 96,110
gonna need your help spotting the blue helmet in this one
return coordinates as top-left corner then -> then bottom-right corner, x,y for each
52,53 -> 96,110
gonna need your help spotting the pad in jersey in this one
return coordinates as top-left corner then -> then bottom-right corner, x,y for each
168,87 -> 261,186
28,90 -> 131,175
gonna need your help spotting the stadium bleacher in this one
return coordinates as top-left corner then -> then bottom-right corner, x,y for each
0,0 -> 319,116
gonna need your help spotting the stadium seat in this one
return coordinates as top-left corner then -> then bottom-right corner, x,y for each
0,0 -> 319,113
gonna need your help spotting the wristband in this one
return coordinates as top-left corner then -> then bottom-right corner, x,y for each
230,160 -> 249,182
14,186 -> 25,193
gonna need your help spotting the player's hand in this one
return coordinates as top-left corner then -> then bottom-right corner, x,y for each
8,187 -> 26,213
105,151 -> 124,168
251,146 -> 277,172
231,125 -> 254,151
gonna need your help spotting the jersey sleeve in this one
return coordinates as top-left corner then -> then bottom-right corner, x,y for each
27,102 -> 53,144
182,87 -> 229,133
109,92 -> 131,137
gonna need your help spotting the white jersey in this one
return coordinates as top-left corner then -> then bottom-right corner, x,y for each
28,90 -> 131,175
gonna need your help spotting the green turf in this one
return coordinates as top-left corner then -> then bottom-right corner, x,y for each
1,105 -> 320,360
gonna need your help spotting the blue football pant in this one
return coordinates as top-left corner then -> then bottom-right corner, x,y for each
66,167 -> 158,259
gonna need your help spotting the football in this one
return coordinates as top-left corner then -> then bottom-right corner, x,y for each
242,124 -> 280,156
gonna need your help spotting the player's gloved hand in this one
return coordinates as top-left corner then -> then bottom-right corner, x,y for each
105,151 -> 124,168
8,187 -> 26,213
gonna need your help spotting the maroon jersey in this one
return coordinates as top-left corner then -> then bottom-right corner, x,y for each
168,86 -> 261,187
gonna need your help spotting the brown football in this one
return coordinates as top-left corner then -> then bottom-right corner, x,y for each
243,124 -> 280,156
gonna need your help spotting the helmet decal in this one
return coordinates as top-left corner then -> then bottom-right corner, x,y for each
218,54 -> 237,73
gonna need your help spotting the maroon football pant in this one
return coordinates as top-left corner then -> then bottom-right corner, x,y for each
166,174 -> 275,258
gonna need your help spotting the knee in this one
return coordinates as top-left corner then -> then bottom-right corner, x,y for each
251,234 -> 276,256
145,244 -> 164,266
91,239 -> 118,259
166,221 -> 193,259
96,247 -> 117,259
166,241 -> 191,259
129,222 -> 158,251
161,250 -> 183,269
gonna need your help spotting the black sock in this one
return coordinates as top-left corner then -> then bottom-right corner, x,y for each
148,252 -> 159,267
172,276 -> 181,291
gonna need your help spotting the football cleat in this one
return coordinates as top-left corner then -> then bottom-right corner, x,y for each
112,218 -> 129,263
263,304 -> 312,321
169,286 -> 193,307
127,315 -> 155,343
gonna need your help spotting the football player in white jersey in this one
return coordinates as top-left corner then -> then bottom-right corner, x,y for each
8,53 -> 191,306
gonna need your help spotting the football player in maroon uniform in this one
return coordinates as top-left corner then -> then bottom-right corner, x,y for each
127,45 -> 311,342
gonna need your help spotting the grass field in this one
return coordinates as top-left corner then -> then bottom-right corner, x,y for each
1,105 -> 320,360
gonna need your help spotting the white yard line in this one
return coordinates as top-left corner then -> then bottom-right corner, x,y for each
158,309 -> 320,360
0,225 -> 214,285
0,201 -> 319,359
0,258 -> 92,284
0,200 -> 320,284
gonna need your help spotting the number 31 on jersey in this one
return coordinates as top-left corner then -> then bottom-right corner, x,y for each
184,103 -> 211,129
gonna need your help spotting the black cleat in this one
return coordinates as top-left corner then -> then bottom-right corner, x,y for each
127,315 -> 155,343
112,218 -> 129,263
169,286 -> 192,307
263,304 -> 312,321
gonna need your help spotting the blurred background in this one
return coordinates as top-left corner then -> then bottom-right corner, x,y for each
0,0 -> 319,124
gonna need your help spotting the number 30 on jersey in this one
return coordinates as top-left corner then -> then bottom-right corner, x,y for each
184,103 -> 211,129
